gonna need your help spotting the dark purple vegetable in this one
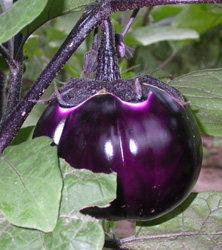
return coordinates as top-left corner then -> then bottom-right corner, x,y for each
33,86 -> 202,220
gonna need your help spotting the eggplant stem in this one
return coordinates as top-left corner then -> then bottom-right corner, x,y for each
95,17 -> 120,81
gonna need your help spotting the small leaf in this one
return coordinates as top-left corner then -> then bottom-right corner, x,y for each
129,26 -> 199,46
59,159 -> 117,214
122,192 -> 222,250
169,68 -> 222,136
0,137 -> 63,232
22,0 -> 96,41
0,0 -> 48,43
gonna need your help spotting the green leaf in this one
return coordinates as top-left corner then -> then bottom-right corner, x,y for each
0,0 -> 48,43
22,103 -> 47,128
0,157 -> 116,250
43,216 -> 104,250
152,5 -> 184,23
0,137 -> 63,232
22,0 -> 96,41
122,192 -> 222,250
172,5 -> 222,35
0,213 -> 42,250
59,159 -> 117,214
169,68 -> 222,137
200,4 -> 222,15
0,213 -> 105,250
11,126 -> 34,145
129,26 -> 199,46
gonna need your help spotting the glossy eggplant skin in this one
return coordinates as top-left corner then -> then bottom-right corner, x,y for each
33,89 -> 202,220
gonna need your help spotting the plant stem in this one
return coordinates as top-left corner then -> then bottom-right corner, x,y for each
158,50 -> 179,70
0,31 -> 24,117
92,27 -> 99,51
96,17 -> 120,81
122,9 -> 140,37
127,7 -> 153,70
0,45 -> 17,68
0,1 -> 112,154
142,7 -> 154,26
82,27 -> 99,78
6,49 -> 23,114
0,71 -> 6,119
110,0 -> 222,12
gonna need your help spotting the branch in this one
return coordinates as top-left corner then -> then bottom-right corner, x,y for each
0,45 -> 17,68
122,9 -> 140,37
6,49 -> 23,114
0,1 -> 112,154
110,0 -> 222,12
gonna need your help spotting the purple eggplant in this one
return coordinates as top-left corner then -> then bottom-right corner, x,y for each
33,86 -> 202,220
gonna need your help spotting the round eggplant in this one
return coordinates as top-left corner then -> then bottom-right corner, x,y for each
34,87 -> 202,220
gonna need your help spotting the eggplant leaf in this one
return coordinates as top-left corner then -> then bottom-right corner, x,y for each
170,68 -> 222,136
22,0 -> 96,41
122,192 -> 222,250
59,159 -> 117,214
128,26 -> 199,46
0,213 -> 104,250
0,137 -> 62,232
0,157 -> 116,250
0,0 -> 48,43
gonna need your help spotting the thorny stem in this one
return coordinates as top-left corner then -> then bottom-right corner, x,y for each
96,17 -> 120,81
1,0 -> 222,154
0,71 -> 6,119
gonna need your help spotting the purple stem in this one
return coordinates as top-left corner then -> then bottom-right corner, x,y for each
6,50 -> 23,114
95,17 -> 120,81
110,0 -> 222,12
0,45 -> 17,68
122,9 -> 140,37
92,27 -> 99,51
0,71 -> 6,119
0,0 -> 222,154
